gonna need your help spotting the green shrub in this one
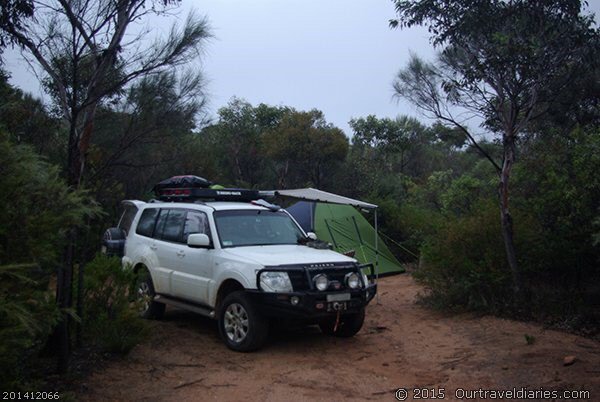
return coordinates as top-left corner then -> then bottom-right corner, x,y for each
414,199 -> 513,312
0,132 -> 98,267
0,264 -> 60,389
0,133 -> 96,388
82,255 -> 149,354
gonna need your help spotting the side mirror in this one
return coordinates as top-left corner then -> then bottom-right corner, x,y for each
306,232 -> 317,241
187,233 -> 211,248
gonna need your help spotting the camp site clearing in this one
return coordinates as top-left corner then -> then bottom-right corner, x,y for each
76,274 -> 600,401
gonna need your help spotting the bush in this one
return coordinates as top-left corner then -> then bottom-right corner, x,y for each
82,255 -> 149,354
0,132 -> 97,267
414,200 -> 514,312
0,264 -> 60,389
0,134 -> 96,389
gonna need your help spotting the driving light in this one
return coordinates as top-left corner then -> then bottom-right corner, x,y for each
345,272 -> 360,289
260,272 -> 293,292
313,274 -> 329,291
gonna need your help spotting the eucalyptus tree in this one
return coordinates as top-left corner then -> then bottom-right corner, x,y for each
2,0 -> 211,372
0,0 -> 33,50
390,0 -> 599,294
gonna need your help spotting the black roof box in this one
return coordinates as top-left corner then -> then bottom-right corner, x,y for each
153,175 -> 212,195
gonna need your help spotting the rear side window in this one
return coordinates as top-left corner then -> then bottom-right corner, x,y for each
136,208 -> 159,237
118,205 -> 138,235
157,209 -> 187,243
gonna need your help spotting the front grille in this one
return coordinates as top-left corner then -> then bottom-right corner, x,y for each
288,270 -> 310,290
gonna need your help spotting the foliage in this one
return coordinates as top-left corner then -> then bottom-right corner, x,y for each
0,132 -> 100,383
202,98 -> 290,187
350,115 -> 431,178
512,128 -> 600,296
81,255 -> 149,354
0,132 -> 98,266
413,126 -> 600,329
0,71 -> 59,155
391,0 -> 600,293
0,264 -> 60,389
264,109 -> 348,188
415,199 -> 513,312
0,0 -> 33,49
200,98 -> 348,190
87,71 -> 209,203
2,0 -> 211,187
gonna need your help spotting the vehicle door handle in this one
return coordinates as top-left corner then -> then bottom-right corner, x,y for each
177,250 -> 186,257
150,244 -> 157,250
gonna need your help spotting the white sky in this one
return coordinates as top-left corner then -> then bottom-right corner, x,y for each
3,0 -> 599,135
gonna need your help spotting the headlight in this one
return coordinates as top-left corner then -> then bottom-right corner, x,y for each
259,272 -> 293,292
313,274 -> 329,291
345,272 -> 360,289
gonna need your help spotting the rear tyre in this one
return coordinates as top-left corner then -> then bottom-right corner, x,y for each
135,270 -> 165,319
218,291 -> 269,352
319,308 -> 365,337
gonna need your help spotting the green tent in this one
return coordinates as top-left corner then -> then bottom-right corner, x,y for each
286,201 -> 404,275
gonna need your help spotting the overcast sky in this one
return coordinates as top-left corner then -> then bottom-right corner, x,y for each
3,0 -> 599,135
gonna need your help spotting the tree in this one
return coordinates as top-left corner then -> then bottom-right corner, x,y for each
4,0 -> 210,187
390,0 -> 600,293
88,70 -> 210,202
1,0 -> 211,372
0,69 -> 58,154
0,132 -> 98,387
350,115 -> 430,176
264,109 -> 348,188
0,0 -> 33,50
203,98 -> 290,187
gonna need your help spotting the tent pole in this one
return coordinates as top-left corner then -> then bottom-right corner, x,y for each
375,208 -> 380,304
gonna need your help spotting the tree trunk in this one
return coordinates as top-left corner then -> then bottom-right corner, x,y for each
499,134 -> 522,294
54,118 -> 79,374
278,160 -> 289,188
56,107 -> 95,373
55,230 -> 75,373
66,123 -> 81,186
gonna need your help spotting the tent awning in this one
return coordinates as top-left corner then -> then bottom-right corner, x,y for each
273,188 -> 378,209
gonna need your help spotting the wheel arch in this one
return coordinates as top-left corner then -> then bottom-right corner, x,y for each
133,262 -> 147,274
215,279 -> 245,313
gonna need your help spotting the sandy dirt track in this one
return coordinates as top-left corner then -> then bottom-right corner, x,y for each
77,274 -> 600,401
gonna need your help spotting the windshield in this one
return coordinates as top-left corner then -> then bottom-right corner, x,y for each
214,210 -> 305,248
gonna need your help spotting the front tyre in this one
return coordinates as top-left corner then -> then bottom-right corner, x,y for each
218,291 -> 269,352
135,270 -> 165,319
319,307 -> 365,337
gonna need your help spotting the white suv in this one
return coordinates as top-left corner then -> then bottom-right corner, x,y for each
104,194 -> 377,351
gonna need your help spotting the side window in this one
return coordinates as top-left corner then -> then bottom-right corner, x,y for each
135,208 -> 159,237
154,209 -> 169,239
158,209 -> 187,243
183,211 -> 210,242
118,205 -> 138,235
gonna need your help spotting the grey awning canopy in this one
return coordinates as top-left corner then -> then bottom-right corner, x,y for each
272,188 -> 378,209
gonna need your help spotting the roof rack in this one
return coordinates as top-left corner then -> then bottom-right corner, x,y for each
152,175 -> 277,204
156,187 -> 261,202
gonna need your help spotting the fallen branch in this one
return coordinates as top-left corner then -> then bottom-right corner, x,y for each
174,378 -> 204,389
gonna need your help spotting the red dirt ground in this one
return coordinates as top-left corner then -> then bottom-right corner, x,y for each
76,274 -> 600,401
